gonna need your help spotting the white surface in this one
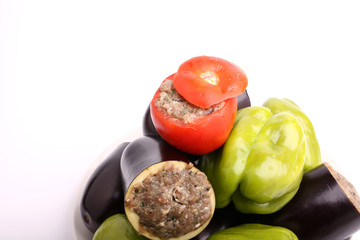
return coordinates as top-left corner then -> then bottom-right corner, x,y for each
1,1 -> 360,239
73,128 -> 142,240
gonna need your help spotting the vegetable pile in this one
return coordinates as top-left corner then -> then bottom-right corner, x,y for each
80,56 -> 360,240
150,56 -> 248,155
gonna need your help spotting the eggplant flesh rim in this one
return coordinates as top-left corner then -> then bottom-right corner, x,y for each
124,160 -> 216,240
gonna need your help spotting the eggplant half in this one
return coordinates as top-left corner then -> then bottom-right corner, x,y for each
192,162 -> 360,240
265,162 -> 360,240
120,136 -> 216,240
80,142 -> 130,233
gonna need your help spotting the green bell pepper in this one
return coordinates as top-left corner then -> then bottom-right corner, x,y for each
232,112 -> 306,214
232,185 -> 299,214
239,112 -> 306,203
200,99 -> 309,214
200,107 -> 273,208
263,97 -> 321,171
93,214 -> 147,240
207,224 -> 298,240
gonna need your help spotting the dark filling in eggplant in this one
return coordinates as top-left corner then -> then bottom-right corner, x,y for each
125,163 -> 213,239
155,79 -> 225,124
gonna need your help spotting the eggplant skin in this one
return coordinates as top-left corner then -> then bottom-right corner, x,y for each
120,136 -> 191,194
142,90 -> 251,138
80,142 -> 130,233
120,136 -> 218,240
120,136 -> 217,240
194,163 -> 360,240
267,163 -> 360,240
142,105 -> 159,137
237,90 -> 251,110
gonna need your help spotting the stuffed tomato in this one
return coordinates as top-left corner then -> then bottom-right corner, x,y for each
173,56 -> 248,108
150,56 -> 247,155
150,74 -> 237,155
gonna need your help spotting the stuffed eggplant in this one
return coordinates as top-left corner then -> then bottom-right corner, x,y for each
80,142 -> 130,233
120,136 -> 216,240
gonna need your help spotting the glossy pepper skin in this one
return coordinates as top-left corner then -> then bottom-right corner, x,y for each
232,186 -> 299,215
263,97 -> 321,171
201,105 -> 307,214
93,214 -> 146,240
207,224 -> 298,240
200,107 -> 272,208
235,112 -> 306,210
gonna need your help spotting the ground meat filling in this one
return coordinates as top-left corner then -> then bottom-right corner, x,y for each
125,163 -> 213,239
155,79 -> 225,124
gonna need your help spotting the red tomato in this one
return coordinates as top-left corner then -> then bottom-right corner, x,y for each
150,74 -> 237,155
173,56 -> 248,108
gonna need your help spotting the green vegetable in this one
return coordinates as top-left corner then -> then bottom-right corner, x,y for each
93,214 -> 147,240
207,224 -> 298,240
232,184 -> 299,214
201,98 -> 316,214
200,107 -> 273,208
263,97 -> 321,171
233,112 -> 306,214
240,112 -> 305,199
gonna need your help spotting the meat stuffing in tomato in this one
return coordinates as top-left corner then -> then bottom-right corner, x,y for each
150,56 -> 247,155
150,74 -> 237,155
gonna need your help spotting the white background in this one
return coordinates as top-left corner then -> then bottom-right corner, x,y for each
1,0 -> 360,239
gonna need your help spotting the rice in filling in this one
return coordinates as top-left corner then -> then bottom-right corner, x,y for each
125,162 -> 213,239
155,79 -> 225,124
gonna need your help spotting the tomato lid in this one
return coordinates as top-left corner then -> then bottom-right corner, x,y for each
173,56 -> 248,108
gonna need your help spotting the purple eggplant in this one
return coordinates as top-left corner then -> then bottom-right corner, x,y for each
120,136 -> 216,240
120,136 -> 191,193
80,142 -> 130,233
265,163 -> 360,240
236,89 -> 251,110
142,105 -> 159,137
192,163 -> 360,240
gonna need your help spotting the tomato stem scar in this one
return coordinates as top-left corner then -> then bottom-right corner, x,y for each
200,71 -> 220,85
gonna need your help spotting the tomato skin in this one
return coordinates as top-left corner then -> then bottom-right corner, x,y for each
150,81 -> 237,155
173,56 -> 248,108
